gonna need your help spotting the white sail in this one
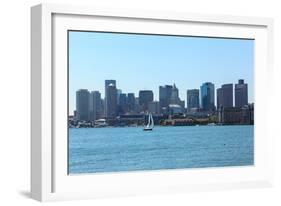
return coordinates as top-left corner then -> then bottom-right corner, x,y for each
144,113 -> 154,130
146,113 -> 151,128
150,113 -> 154,128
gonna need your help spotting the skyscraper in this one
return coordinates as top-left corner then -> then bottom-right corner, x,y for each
139,90 -> 153,111
217,88 -> 223,108
217,84 -> 233,108
127,93 -> 136,112
105,80 -> 116,116
76,89 -> 90,121
117,89 -> 122,105
170,83 -> 182,105
118,93 -> 127,114
235,79 -> 248,107
187,89 -> 199,111
200,82 -> 215,111
90,91 -> 102,121
159,85 -> 173,110
105,81 -> 117,119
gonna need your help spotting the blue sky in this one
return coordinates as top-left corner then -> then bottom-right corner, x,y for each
69,31 -> 254,114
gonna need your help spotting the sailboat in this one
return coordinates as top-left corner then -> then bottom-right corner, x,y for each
143,113 -> 154,131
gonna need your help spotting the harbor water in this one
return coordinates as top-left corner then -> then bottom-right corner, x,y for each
69,125 -> 254,174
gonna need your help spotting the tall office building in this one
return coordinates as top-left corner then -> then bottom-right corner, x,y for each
105,80 -> 116,116
170,83 -> 182,105
76,89 -> 90,121
200,82 -> 215,111
90,91 -> 102,121
118,93 -> 127,114
217,88 -> 223,108
134,97 -> 141,113
139,90 -> 153,111
105,81 -> 117,119
217,84 -> 233,108
235,79 -> 248,107
127,93 -> 136,112
187,89 -> 199,111
159,85 -> 173,110
100,98 -> 105,118
117,89 -> 122,105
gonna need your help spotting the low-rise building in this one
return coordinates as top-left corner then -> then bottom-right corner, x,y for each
218,104 -> 254,125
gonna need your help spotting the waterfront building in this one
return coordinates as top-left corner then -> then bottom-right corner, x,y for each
89,91 -> 102,121
139,90 -> 153,111
235,79 -> 248,107
200,82 -> 215,111
218,107 -> 241,124
218,104 -> 254,125
162,118 -> 193,126
159,85 -> 173,110
148,101 -> 160,114
217,84 -> 233,108
187,89 -> 199,111
105,80 -> 116,116
127,93 -> 136,113
76,89 -> 90,121
105,82 -> 117,119
241,103 -> 254,124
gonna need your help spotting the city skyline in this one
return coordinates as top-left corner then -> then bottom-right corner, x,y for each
74,79 -> 251,118
69,31 -> 254,115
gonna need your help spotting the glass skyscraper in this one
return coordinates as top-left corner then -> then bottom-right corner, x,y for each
159,85 -> 173,110
200,82 -> 215,111
187,89 -> 199,111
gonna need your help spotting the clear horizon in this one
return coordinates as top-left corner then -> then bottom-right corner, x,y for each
69,31 -> 254,115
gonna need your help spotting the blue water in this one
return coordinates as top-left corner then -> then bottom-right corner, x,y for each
69,125 -> 254,174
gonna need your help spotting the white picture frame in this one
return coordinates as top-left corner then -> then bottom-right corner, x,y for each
31,3 -> 274,202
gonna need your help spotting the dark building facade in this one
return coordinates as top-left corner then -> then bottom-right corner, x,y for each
127,93 -> 136,113
148,101 -> 160,114
118,93 -> 128,114
217,84 -> 233,108
217,88 -> 223,109
90,91 -> 102,121
218,104 -> 254,125
187,89 -> 199,111
76,89 -> 90,121
235,79 -> 248,107
105,82 -> 117,119
139,90 -> 153,111
200,82 -> 215,111
159,85 -> 173,110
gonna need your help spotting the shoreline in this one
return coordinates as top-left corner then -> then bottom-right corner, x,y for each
69,124 -> 254,129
